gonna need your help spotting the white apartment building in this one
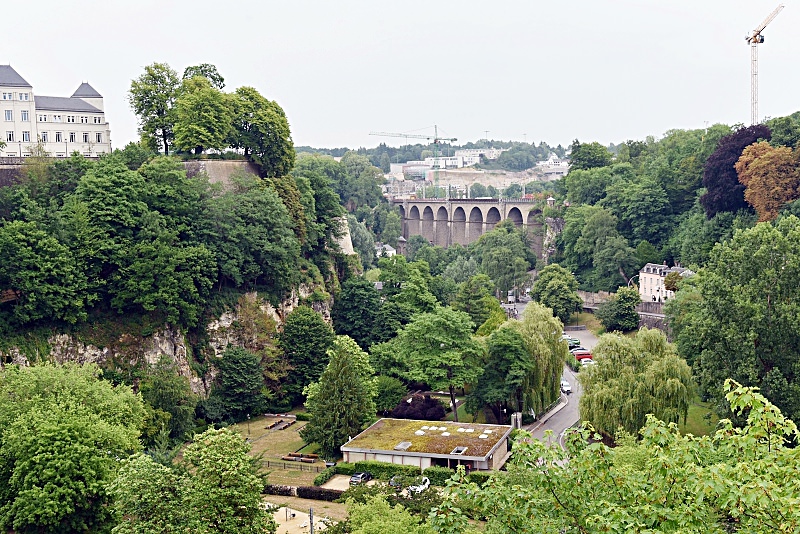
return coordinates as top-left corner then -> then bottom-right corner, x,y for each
638,262 -> 694,302
454,148 -> 507,160
535,153 -> 570,178
1,65 -> 112,158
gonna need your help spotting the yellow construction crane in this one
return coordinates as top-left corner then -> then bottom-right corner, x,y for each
370,125 -> 457,198
746,4 -> 784,125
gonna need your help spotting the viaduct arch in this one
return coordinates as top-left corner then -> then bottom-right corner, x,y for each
395,199 -> 546,258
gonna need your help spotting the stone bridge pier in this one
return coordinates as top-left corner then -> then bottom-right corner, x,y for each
394,198 -> 546,258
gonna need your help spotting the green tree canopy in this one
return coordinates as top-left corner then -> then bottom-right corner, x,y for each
667,215 -> 800,420
174,76 -> 234,155
128,62 -> 181,154
530,264 -> 582,325
278,306 -> 335,403
301,336 -> 377,458
579,327 -> 694,437
392,307 -> 482,422
0,363 -> 144,534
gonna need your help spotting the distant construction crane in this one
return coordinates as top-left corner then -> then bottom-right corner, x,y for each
370,125 -> 457,198
746,4 -> 784,125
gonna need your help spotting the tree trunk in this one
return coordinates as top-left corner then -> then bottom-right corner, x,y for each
162,133 -> 169,155
449,385 -> 459,422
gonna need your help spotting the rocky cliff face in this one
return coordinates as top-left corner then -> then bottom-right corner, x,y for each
1,287 -> 332,396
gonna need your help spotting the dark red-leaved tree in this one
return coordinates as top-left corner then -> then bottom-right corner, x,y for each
700,124 -> 771,219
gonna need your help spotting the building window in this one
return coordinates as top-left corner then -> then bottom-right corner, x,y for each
1,92 -> 12,100
69,132 -> 76,143
19,92 -> 29,101
80,116 -> 88,124
20,110 -> 29,122
22,131 -> 30,142
95,132 -> 102,143
53,115 -> 62,122
67,115 -> 75,123
82,132 -> 89,143
38,114 -> 47,122
40,131 -> 49,142
3,110 -> 11,121
93,116 -> 102,124
55,132 -> 63,142
6,131 -> 14,142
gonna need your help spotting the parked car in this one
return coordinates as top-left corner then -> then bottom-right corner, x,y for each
407,476 -> 431,494
389,475 -> 406,491
350,472 -> 373,485
569,346 -> 587,353
572,349 -> 592,361
560,379 -> 572,394
580,359 -> 596,368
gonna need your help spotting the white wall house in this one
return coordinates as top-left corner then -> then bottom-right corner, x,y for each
1,65 -> 112,158
638,262 -> 694,302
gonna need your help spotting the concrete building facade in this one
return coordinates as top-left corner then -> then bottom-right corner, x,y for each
1,65 -> 112,158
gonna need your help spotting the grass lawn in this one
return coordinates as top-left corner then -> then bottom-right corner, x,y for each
229,415 -> 327,484
571,311 -> 602,334
679,399 -> 719,436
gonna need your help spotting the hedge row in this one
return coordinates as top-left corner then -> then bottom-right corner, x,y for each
294,412 -> 312,421
263,484 -> 294,496
353,460 -> 420,480
296,486 -> 343,502
422,466 -> 456,486
468,471 -> 493,487
334,462 -> 355,476
313,467 -> 336,486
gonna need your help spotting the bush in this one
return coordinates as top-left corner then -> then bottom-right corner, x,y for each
267,398 -> 293,413
353,460 -> 420,480
294,412 -> 311,421
296,486 -> 344,502
566,354 -> 580,372
423,466 -> 456,486
313,467 -> 337,486
263,484 -> 294,497
335,462 -> 355,476
468,471 -> 494,487
521,413 -> 535,425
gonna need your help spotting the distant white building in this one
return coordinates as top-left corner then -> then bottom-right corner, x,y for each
375,243 -> 396,258
1,65 -> 112,158
455,148 -> 507,161
535,153 -> 569,178
638,263 -> 694,302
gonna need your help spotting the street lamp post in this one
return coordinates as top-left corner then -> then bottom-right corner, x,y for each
627,274 -> 640,288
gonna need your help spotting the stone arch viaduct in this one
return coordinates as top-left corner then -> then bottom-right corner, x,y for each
393,199 -> 546,257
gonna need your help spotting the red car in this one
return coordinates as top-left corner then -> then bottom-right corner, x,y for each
572,350 -> 592,361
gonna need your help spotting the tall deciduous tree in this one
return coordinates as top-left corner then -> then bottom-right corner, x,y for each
0,363 -> 144,534
700,124 -> 770,219
392,307 -> 482,421
203,346 -> 269,423
596,285 -> 641,332
301,336 -> 377,458
466,325 -> 532,423
530,264 -> 582,325
173,76 -> 234,155
110,428 -> 276,534
139,356 -> 198,442
228,86 -> 295,178
579,327 -> 693,438
128,63 -> 181,154
667,215 -> 800,421
510,302 -> 568,415
332,277 -> 382,350
278,306 -> 335,403
182,63 -> 225,89
568,139 -> 613,171
735,141 -> 800,221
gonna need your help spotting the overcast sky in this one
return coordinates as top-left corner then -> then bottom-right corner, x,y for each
4,1 -> 798,150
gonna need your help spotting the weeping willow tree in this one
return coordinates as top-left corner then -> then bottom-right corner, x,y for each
510,302 -> 568,415
579,327 -> 694,438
